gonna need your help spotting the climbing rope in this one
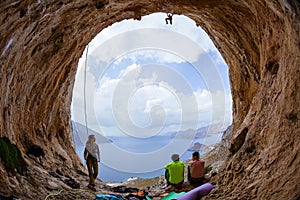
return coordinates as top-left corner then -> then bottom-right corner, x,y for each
44,188 -> 93,200
83,45 -> 89,137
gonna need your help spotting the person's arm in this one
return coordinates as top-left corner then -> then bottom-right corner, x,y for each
97,145 -> 100,162
182,162 -> 185,180
84,148 -> 88,160
164,162 -> 169,169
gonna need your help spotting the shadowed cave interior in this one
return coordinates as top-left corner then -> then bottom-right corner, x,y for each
0,0 -> 299,199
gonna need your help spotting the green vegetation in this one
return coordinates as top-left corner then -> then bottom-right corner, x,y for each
0,137 -> 27,175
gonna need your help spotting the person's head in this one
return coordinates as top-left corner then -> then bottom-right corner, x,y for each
192,151 -> 200,160
88,134 -> 96,143
171,154 -> 180,162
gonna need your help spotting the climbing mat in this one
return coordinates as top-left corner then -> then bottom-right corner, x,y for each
175,183 -> 214,200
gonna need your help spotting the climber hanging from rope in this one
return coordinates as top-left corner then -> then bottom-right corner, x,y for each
165,13 -> 173,25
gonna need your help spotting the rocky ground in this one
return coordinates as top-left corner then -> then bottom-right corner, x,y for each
0,128 -> 232,200
1,1 -> 299,199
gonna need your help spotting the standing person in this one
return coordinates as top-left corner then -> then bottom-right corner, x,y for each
84,134 -> 100,191
188,151 -> 205,185
164,154 -> 185,190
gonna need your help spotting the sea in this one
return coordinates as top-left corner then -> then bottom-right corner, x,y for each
74,134 -> 221,182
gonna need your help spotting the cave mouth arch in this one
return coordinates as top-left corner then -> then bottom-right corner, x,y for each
71,12 -> 232,182
0,1 -> 299,199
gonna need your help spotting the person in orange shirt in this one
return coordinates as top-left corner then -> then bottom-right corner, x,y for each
188,151 -> 205,185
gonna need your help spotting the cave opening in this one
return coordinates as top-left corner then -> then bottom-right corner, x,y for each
71,13 -> 232,182
1,1 -> 299,199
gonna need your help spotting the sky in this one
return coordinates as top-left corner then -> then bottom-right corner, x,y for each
71,13 -> 232,173
72,12 -> 232,135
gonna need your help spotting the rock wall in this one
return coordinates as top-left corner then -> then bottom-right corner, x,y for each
0,0 -> 299,199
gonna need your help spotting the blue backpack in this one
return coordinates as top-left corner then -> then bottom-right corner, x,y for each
95,194 -> 124,200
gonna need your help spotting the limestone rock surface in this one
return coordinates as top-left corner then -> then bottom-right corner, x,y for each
0,0 -> 299,199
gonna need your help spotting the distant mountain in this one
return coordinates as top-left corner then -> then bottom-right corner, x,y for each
187,142 -> 210,151
71,120 -> 112,144
169,123 -> 230,140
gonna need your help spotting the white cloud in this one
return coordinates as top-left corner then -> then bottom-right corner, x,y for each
88,28 -> 205,66
88,13 -> 217,54
71,13 -> 232,174
144,98 -> 162,112
72,12 -> 232,136
115,50 -> 187,65
79,63 -> 232,137
71,61 -> 99,130
119,63 -> 141,77
85,13 -> 221,67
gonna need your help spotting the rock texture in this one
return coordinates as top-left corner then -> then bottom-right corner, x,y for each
0,0 -> 299,199
202,125 -> 232,176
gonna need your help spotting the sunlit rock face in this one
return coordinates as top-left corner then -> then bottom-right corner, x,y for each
0,0 -> 299,199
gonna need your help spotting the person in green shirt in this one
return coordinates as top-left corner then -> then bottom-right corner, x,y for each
164,154 -> 185,188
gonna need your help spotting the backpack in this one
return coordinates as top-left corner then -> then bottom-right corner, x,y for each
95,194 -> 124,200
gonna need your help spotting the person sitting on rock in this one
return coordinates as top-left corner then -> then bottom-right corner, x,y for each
84,134 -> 100,191
164,154 -> 185,189
188,151 -> 205,185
